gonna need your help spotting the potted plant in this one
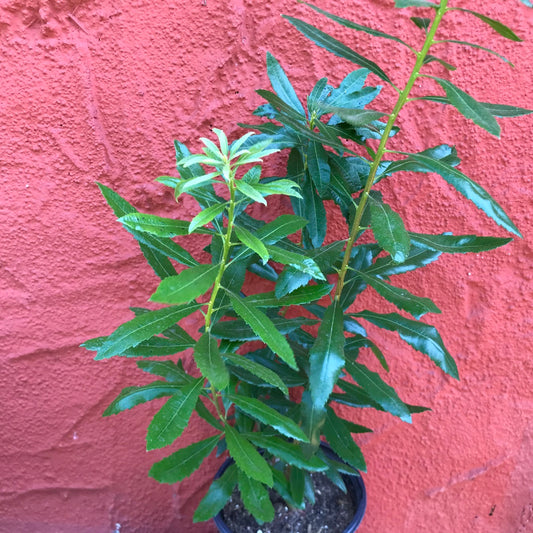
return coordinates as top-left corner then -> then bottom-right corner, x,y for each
83,1 -> 530,531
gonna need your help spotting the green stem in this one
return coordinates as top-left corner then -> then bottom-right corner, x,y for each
202,168 -> 238,422
334,1 -> 448,301
204,174 -> 237,331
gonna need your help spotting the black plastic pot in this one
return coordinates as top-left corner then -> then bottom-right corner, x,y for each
213,442 -> 366,533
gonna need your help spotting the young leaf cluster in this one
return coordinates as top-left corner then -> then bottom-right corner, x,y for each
83,0 -> 530,526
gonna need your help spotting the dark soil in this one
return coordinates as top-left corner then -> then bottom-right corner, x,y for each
220,473 -> 357,533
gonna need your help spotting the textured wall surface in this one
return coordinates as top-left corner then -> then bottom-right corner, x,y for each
1,0 -> 532,532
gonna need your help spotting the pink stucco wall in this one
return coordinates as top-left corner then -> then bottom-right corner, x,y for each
1,0 -> 532,532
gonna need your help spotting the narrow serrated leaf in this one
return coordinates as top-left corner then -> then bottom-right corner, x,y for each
234,225 -> 269,264
408,153 -> 521,237
94,304 -> 201,360
355,311 -> 459,378
303,2 -> 411,48
149,435 -> 220,484
282,16 -> 392,84
193,464 -> 238,523
223,353 -> 288,395
369,199 -> 410,263
323,408 -> 366,471
103,382 -> 183,416
146,378 -> 204,450
358,271 -> 440,319
395,0 -> 438,7
150,264 -> 219,305
120,213 -> 211,237
189,203 -> 227,233
194,332 -> 229,391
452,8 -> 522,41
309,301 -> 345,410
224,424 -> 273,486
409,232 -> 512,254
427,76 -> 500,136
229,293 -> 297,369
228,394 -> 308,442
266,52 -> 306,116
248,435 -> 328,471
237,470 -> 275,523
346,361 -> 411,422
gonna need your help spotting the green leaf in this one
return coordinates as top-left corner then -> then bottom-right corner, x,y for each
194,332 -> 229,391
306,141 -> 331,196
297,171 -> 327,248
146,378 -> 204,450
189,202 -> 227,233
83,334 -> 195,358
423,55 -> 456,70
224,424 -> 273,486
395,0 -> 438,7
175,172 -> 221,198
97,183 -> 191,274
408,153 -> 521,237
244,284 -> 333,308
290,468 -> 306,507
369,199 -> 410,263
138,244 -> 177,279
282,16 -> 392,84
228,394 -> 308,442
266,52 -> 306,116
234,225 -> 269,264
223,353 -> 288,395
364,244 -> 440,277
409,232 -> 512,254
255,89 -> 308,125
307,77 -> 330,117
452,8 -> 522,41
237,470 -> 275,523
302,1 -> 412,48
266,245 -> 325,280
235,180 -> 267,205
358,271 -> 440,319
253,179 -> 302,199
345,361 -> 412,422
481,102 -> 533,118
437,40 -> 513,66
344,335 -> 388,371
323,408 -> 366,471
103,381 -> 183,416
149,435 -> 220,484
301,390 -> 326,452
137,360 -> 194,384
211,315 -> 316,341
119,213 -> 211,237
275,267 -> 312,299
309,301 -> 345,410
228,293 -> 297,369
94,304 -> 201,360
135,231 -> 199,267
248,435 -> 328,472
411,16 -> 431,30
427,76 -> 500,137
193,464 -> 238,523
355,311 -> 459,379
150,264 -> 219,305
323,106 -> 387,127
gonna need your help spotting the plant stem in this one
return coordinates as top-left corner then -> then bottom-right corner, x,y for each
334,1 -> 449,301
204,173 -> 237,331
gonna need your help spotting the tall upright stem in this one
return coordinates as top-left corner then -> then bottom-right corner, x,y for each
334,1 -> 449,301
205,176 -> 237,332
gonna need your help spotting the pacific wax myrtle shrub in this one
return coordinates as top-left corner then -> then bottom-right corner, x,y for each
83,0 -> 531,526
